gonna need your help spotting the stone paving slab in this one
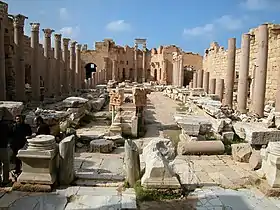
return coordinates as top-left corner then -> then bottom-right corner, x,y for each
0,187 -> 137,210
174,155 -> 259,189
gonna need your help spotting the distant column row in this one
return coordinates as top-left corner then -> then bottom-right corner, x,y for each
190,24 -> 273,118
0,11 -> 86,102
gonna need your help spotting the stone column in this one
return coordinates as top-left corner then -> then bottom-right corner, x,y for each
112,60 -> 117,81
42,28 -> 54,97
142,46 -> 146,83
209,78 -> 216,94
62,38 -> 70,94
134,43 -> 138,82
203,71 -> 209,93
162,59 -> 167,85
189,81 -> 193,89
92,72 -> 95,88
54,34 -> 62,97
30,23 -> 40,101
69,41 -> 76,92
13,15 -> 27,101
253,24 -> 268,117
75,44 -> 81,90
237,34 -> 251,113
103,57 -> 108,82
225,38 -> 236,108
193,72 -> 197,88
215,78 -> 224,102
178,56 -> 184,87
0,6 -> 5,100
197,69 -> 204,88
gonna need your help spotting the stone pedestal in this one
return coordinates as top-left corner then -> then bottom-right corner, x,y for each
131,115 -> 138,138
17,135 -> 58,185
258,142 -> 280,188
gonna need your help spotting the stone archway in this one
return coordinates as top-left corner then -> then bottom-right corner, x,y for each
84,63 -> 97,80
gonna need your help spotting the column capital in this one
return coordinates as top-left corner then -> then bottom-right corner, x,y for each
54,33 -> 62,41
76,44 -> 82,50
42,28 -> 54,38
13,14 -> 28,28
70,41 -> 77,48
62,38 -> 70,46
30,23 -> 40,32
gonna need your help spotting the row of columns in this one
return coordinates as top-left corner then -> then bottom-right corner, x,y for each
0,11 -> 85,102
191,24 -> 271,118
133,43 -> 147,82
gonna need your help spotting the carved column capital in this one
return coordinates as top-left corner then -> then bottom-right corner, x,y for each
70,41 -> 77,48
76,44 -> 81,51
54,33 -> 62,41
30,23 -> 40,32
62,38 -> 70,46
13,14 -> 27,28
42,28 -> 54,38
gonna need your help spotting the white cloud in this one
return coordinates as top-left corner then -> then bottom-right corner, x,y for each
106,20 -> 131,32
183,24 -> 214,36
59,8 -> 69,20
241,0 -> 280,10
60,26 -> 80,39
183,15 -> 246,37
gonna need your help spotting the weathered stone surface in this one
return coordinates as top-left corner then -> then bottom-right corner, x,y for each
233,122 -> 280,145
177,140 -> 225,155
141,138 -> 180,188
89,139 -> 114,153
63,97 -> 89,108
232,143 -> 252,163
0,101 -> 24,120
222,131 -> 234,142
175,115 -> 212,136
90,98 -> 105,111
59,135 -> 75,185
249,149 -> 262,170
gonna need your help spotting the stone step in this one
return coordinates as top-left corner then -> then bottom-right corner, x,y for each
74,179 -> 124,187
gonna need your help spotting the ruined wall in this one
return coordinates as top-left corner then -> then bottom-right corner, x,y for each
203,24 -> 280,101
183,52 -> 203,70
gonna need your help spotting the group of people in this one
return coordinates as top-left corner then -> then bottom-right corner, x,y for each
0,109 -> 51,186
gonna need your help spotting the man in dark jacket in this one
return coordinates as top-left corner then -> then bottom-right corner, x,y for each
10,115 -> 32,175
34,116 -> 51,135
0,108 -> 11,185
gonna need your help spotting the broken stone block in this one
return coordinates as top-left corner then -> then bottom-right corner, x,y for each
222,131 -> 234,142
63,97 -> 89,108
232,143 -> 252,163
89,98 -> 105,112
175,115 -> 212,136
59,135 -> 75,185
141,138 -> 180,189
249,149 -> 262,171
233,122 -> 280,145
89,139 -> 114,153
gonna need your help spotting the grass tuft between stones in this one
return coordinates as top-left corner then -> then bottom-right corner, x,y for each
133,180 -> 182,202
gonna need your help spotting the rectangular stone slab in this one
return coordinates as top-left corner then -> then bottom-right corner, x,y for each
233,122 -> 280,145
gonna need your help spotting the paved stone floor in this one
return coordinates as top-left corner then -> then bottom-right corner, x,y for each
0,187 -> 136,209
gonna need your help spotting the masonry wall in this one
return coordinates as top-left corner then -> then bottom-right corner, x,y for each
203,24 -> 280,101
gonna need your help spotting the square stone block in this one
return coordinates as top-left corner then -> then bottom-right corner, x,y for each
17,148 -> 58,185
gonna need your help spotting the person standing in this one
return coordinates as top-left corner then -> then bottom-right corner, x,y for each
10,115 -> 32,175
0,108 -> 11,185
34,116 -> 51,135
